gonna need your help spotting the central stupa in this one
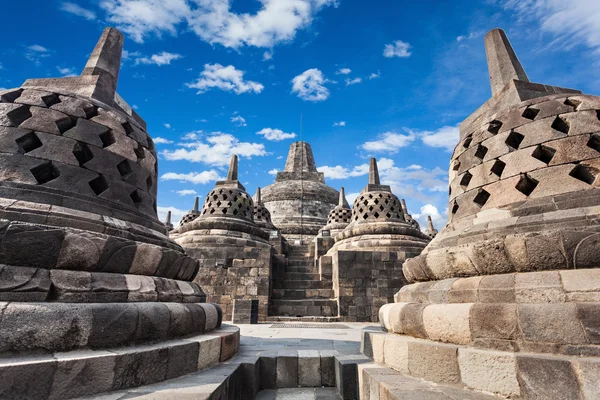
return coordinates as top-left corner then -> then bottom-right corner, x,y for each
262,141 -> 338,240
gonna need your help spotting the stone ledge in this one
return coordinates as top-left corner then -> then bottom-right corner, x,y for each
362,330 -> 600,399
379,298 -> 600,353
0,325 -> 239,400
0,301 -> 223,353
396,269 -> 600,305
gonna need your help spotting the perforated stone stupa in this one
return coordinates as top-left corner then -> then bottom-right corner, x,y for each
0,27 -> 237,399
173,155 -> 273,321
369,28 -> 600,400
262,141 -> 338,241
318,186 -> 352,237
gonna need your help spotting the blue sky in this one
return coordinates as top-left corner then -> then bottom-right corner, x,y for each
1,0 -> 599,229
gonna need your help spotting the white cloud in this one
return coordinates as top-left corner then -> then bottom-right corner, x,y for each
257,128 -> 296,141
360,131 -> 416,153
346,192 -> 360,205
291,68 -> 330,101
263,51 -> 273,61
276,156 -> 283,159
413,204 -> 448,231
333,121 -> 346,127
135,51 -> 182,66
503,0 -> 600,56
345,77 -> 362,86
164,123 -> 172,129
162,132 -> 267,166
157,205 -> 187,224
268,169 -> 279,175
186,64 -> 264,95
420,126 -> 459,152
25,45 -> 51,65
101,0 -> 337,47
368,71 -> 381,79
176,189 -> 198,196
161,170 -> 222,184
318,158 -> 395,180
336,68 -> 351,75
57,66 -> 77,77
60,2 -> 96,20
383,40 -> 412,58
456,31 -> 483,42
153,137 -> 173,144
231,115 -> 247,127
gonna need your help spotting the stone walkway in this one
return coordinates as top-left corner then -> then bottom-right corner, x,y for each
256,388 -> 342,400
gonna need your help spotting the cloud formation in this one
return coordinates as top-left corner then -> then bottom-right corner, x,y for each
420,126 -> 459,152
135,52 -> 182,66
291,68 -> 330,101
360,131 -> 416,153
383,40 -> 412,58
153,137 -> 174,144
257,128 -> 297,141
186,64 -> 264,95
161,170 -> 222,184
61,2 -> 96,20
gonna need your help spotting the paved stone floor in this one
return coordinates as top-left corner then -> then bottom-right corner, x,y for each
236,322 -> 379,356
256,388 -> 342,400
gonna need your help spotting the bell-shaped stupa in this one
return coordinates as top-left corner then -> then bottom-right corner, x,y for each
318,187 -> 352,237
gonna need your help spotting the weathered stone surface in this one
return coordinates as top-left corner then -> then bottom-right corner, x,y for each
518,303 -> 586,344
320,350 -> 336,387
422,303 -> 472,345
50,350 -> 116,399
166,341 -> 199,380
259,352 -> 277,390
471,303 -> 518,341
0,357 -> 57,399
516,355 -> 580,400
382,334 -> 409,374
458,348 -> 520,397
298,350 -> 321,387
407,341 -> 460,384
88,303 -> 138,348
197,335 -> 221,371
276,350 -> 298,388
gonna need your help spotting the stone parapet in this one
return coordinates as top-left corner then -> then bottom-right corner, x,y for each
362,329 -> 600,399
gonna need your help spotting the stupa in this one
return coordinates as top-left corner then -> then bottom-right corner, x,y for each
367,28 -> 600,399
261,141 -> 338,241
173,155 -> 273,321
0,27 -> 236,399
318,187 -> 352,238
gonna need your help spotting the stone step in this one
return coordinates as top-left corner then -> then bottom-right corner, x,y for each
283,272 -> 322,281
266,316 -> 341,322
358,361 -> 499,400
271,288 -> 335,300
285,266 -> 319,273
273,280 -> 333,290
269,299 -> 338,317
287,259 -> 314,266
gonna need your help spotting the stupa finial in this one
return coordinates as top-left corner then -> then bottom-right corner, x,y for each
81,27 -> 124,100
339,187 -> 349,208
255,187 -> 262,204
193,196 -> 199,213
227,155 -> 239,181
427,215 -> 434,231
369,158 -> 380,185
485,28 -> 529,96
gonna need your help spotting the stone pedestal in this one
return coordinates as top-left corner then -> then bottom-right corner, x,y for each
0,27 -> 234,399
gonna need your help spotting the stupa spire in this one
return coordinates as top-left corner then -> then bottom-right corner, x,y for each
401,199 -> 409,215
369,158 -> 380,185
485,28 -> 529,96
227,155 -> 238,181
193,197 -> 199,213
283,141 -> 318,173
339,187 -> 349,208
255,187 -> 262,204
427,215 -> 434,231
81,27 -> 124,101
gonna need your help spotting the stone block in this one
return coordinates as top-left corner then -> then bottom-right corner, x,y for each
448,276 -> 482,303
576,303 -> 600,344
276,350 -> 298,388
573,358 -> 600,400
259,352 -> 277,390
220,330 -> 238,361
166,341 -> 199,380
478,273 -> 515,303
298,350 -> 321,387
382,334 -> 409,374
0,356 -> 57,399
518,303 -> 587,344
134,302 -> 170,343
319,350 -> 336,387
111,347 -> 168,390
399,303 -> 427,339
335,355 -> 369,400
0,225 -> 64,269
0,303 -> 92,353
370,331 -> 386,363
515,270 -> 566,303
471,303 -> 518,341
561,269 -> 600,293
407,341 -> 460,384
88,303 -> 138,349
164,303 -> 194,338
0,265 -> 50,301
428,278 -> 456,303
458,348 -> 520,397
197,335 -> 221,371
49,350 -> 116,399
200,303 -> 219,332
516,355 -> 580,400
185,303 -> 207,334
422,303 -> 472,345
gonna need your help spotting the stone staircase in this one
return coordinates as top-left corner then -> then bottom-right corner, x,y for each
269,243 -> 338,320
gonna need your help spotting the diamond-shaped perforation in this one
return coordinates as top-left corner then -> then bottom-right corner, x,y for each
7,104 -> 32,126
487,120 -> 503,135
490,160 -> 506,177
587,133 -> 600,153
531,144 -> 556,165
451,201 -> 459,215
134,145 -> 146,160
569,164 -> 598,185
30,162 -> 60,184
505,131 -> 524,150
515,174 -> 539,196
564,98 -> 581,111
463,136 -> 473,149
459,171 -> 472,188
473,188 -> 491,207
15,132 -> 42,154
474,144 -> 488,160
452,161 -> 461,171
99,131 -> 116,148
41,93 -> 60,108
130,190 -> 143,208
116,159 -> 133,177
522,107 -> 540,120
551,116 -> 570,134
89,175 -> 109,195
72,142 -> 94,166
